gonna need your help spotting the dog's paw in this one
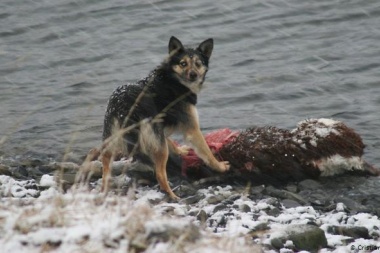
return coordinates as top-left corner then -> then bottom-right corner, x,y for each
216,161 -> 230,173
177,145 -> 191,156
168,192 -> 180,200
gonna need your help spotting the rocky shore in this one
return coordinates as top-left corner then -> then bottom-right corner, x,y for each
1,158 -> 380,252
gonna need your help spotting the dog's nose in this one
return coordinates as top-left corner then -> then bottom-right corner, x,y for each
189,71 -> 197,81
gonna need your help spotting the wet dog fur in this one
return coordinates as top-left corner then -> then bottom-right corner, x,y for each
101,36 -> 230,199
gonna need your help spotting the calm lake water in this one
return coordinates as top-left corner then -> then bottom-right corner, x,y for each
1,0 -> 379,169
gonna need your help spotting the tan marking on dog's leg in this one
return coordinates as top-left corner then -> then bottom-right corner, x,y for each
101,150 -> 112,192
153,140 -> 179,199
184,105 -> 230,172
167,138 -> 190,156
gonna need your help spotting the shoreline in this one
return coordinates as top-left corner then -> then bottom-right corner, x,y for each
1,159 -> 380,252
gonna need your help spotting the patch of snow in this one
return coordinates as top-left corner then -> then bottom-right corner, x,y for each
292,118 -> 342,148
214,185 -> 233,196
145,219 -> 190,235
1,173 -> 380,252
135,188 -> 165,205
280,249 -> 294,253
317,118 -> 339,126
347,213 -> 380,234
320,212 -> 347,227
39,187 -> 59,198
0,175 -> 39,197
336,202 -> 346,212
284,240 -> 294,247
256,199 -> 273,210
40,174 -> 56,187
63,226 -> 91,243
309,140 -> 317,147
26,228 -> 65,246
325,233 -> 351,247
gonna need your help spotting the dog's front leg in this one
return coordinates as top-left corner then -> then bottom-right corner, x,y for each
184,105 -> 230,172
185,128 -> 230,172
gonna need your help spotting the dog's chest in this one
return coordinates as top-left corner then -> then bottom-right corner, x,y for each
150,86 -> 197,128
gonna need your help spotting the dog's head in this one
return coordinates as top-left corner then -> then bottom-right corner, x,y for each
167,36 -> 213,94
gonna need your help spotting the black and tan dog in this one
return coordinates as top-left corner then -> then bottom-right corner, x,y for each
101,36 -> 230,199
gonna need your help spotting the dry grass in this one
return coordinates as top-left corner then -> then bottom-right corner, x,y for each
0,187 -> 261,253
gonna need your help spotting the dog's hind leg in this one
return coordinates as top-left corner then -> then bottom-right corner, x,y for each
101,150 -> 113,192
153,140 -> 179,199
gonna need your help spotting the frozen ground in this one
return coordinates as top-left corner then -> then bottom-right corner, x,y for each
1,174 -> 380,252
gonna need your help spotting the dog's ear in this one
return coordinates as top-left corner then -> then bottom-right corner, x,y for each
197,38 -> 213,59
169,36 -> 184,55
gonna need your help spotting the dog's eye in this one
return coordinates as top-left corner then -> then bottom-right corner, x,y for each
180,61 -> 187,67
195,61 -> 201,68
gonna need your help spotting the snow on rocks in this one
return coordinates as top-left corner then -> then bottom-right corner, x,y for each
0,176 -> 259,253
0,175 -> 39,198
0,175 -> 380,252
39,174 -> 56,187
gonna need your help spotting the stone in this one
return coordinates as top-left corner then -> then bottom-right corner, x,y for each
270,237 -> 283,249
298,179 -> 322,191
59,172 -> 77,186
146,222 -> 200,243
26,167 -> 44,179
334,197 -> 363,213
271,224 -> 327,252
261,197 -> 280,207
43,162 -> 80,173
9,167 -> 29,179
264,186 -> 284,198
224,194 -> 242,204
327,226 -> 370,239
20,158 -> 43,167
206,194 -> 226,205
196,209 -> 208,224
306,192 -> 330,207
174,184 -> 198,198
283,191 -> 308,205
267,207 -> 281,217
250,185 -> 265,195
252,222 -> 270,232
239,204 -> 251,213
371,230 -> 380,240
265,186 -> 308,205
282,199 -> 302,208
0,165 -> 11,176
285,184 -> 298,193
180,193 -> 204,205
213,204 -> 227,213
126,161 -> 155,181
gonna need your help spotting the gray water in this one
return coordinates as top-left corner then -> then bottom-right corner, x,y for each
1,0 -> 380,169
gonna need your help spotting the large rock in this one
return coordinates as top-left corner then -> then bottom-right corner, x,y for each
270,224 -> 327,252
327,225 -> 370,239
0,165 -> 11,176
